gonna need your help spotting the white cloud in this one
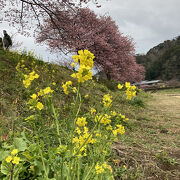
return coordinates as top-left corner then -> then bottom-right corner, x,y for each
1,0 -> 180,56
93,0 -> 180,53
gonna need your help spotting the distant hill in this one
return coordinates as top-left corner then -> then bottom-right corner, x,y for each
136,36 -> 180,81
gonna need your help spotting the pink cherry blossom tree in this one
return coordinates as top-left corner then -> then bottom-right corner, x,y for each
37,8 -> 145,82
0,0 -> 144,82
0,0 -> 100,35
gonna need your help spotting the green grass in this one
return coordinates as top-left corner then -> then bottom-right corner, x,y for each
157,88 -> 180,94
0,49 -> 179,179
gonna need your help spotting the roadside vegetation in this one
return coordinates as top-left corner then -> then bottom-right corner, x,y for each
0,49 -> 179,179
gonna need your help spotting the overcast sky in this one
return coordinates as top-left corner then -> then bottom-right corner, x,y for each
94,0 -> 180,54
1,0 -> 180,61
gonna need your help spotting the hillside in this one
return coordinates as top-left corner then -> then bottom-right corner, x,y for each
0,49 -> 134,127
0,49 -> 179,180
136,36 -> 180,81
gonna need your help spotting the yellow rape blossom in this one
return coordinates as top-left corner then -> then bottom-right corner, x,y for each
73,49 -> 94,69
72,65 -> 92,83
37,102 -> 44,110
71,50 -> 94,83
90,108 -> 96,115
100,114 -> 111,125
76,117 -> 87,127
106,125 -> 113,131
125,82 -> 131,88
118,84 -> 123,89
111,111 -> 117,116
113,125 -> 125,136
76,127 -> 81,135
116,124 -> 125,134
102,162 -> 107,168
31,94 -> 37,100
6,156 -> 12,163
12,156 -> 20,164
125,82 -> 137,100
11,149 -> 18,155
71,63 -> 75,67
23,71 -> 39,88
123,165 -> 127,169
95,163 -> 105,174
43,87 -> 54,94
84,94 -> 89,99
72,87 -> 77,93
103,94 -> 112,108
62,81 -> 72,95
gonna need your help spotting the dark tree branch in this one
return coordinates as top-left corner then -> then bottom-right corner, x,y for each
30,4 -> 41,27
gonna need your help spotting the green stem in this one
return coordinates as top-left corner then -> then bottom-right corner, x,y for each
69,83 -> 82,155
75,84 -> 80,105
39,147 -> 49,180
73,92 -> 82,126
51,103 -> 61,145
10,164 -> 14,180
83,163 -> 95,180
77,158 -> 80,180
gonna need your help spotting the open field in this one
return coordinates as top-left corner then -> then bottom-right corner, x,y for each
0,49 -> 179,179
114,89 -> 180,179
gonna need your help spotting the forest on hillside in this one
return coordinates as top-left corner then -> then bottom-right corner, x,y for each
136,36 -> 180,81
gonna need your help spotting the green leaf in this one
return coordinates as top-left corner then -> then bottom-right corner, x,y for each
13,164 -> 23,180
14,138 -> 27,151
28,143 -> 37,152
22,151 -> 33,161
0,151 -> 9,161
1,160 -> 11,175
3,176 -> 11,180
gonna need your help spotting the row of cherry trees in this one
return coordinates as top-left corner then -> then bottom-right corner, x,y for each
0,0 -> 144,82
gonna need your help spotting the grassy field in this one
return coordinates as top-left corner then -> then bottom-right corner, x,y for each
113,89 -> 180,179
0,49 -> 179,179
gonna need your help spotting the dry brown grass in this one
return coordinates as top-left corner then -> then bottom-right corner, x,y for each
113,89 -> 180,180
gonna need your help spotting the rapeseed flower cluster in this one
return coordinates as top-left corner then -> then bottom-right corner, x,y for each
103,94 -> 112,108
125,82 -> 136,100
72,127 -> 96,156
28,87 -> 54,111
117,83 -> 123,90
16,59 -> 25,72
36,102 -> 44,110
119,113 -> 129,121
76,117 -> 87,127
62,81 -> 72,95
95,162 -> 108,174
71,50 -> 95,83
6,149 -> 20,165
72,87 -> 77,93
112,124 -> 125,136
95,114 -> 111,125
37,87 -> 54,96
23,71 -> 39,88
16,62 -> 21,71
111,111 -> 117,116
13,49 -> 132,179
90,108 -> 96,115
